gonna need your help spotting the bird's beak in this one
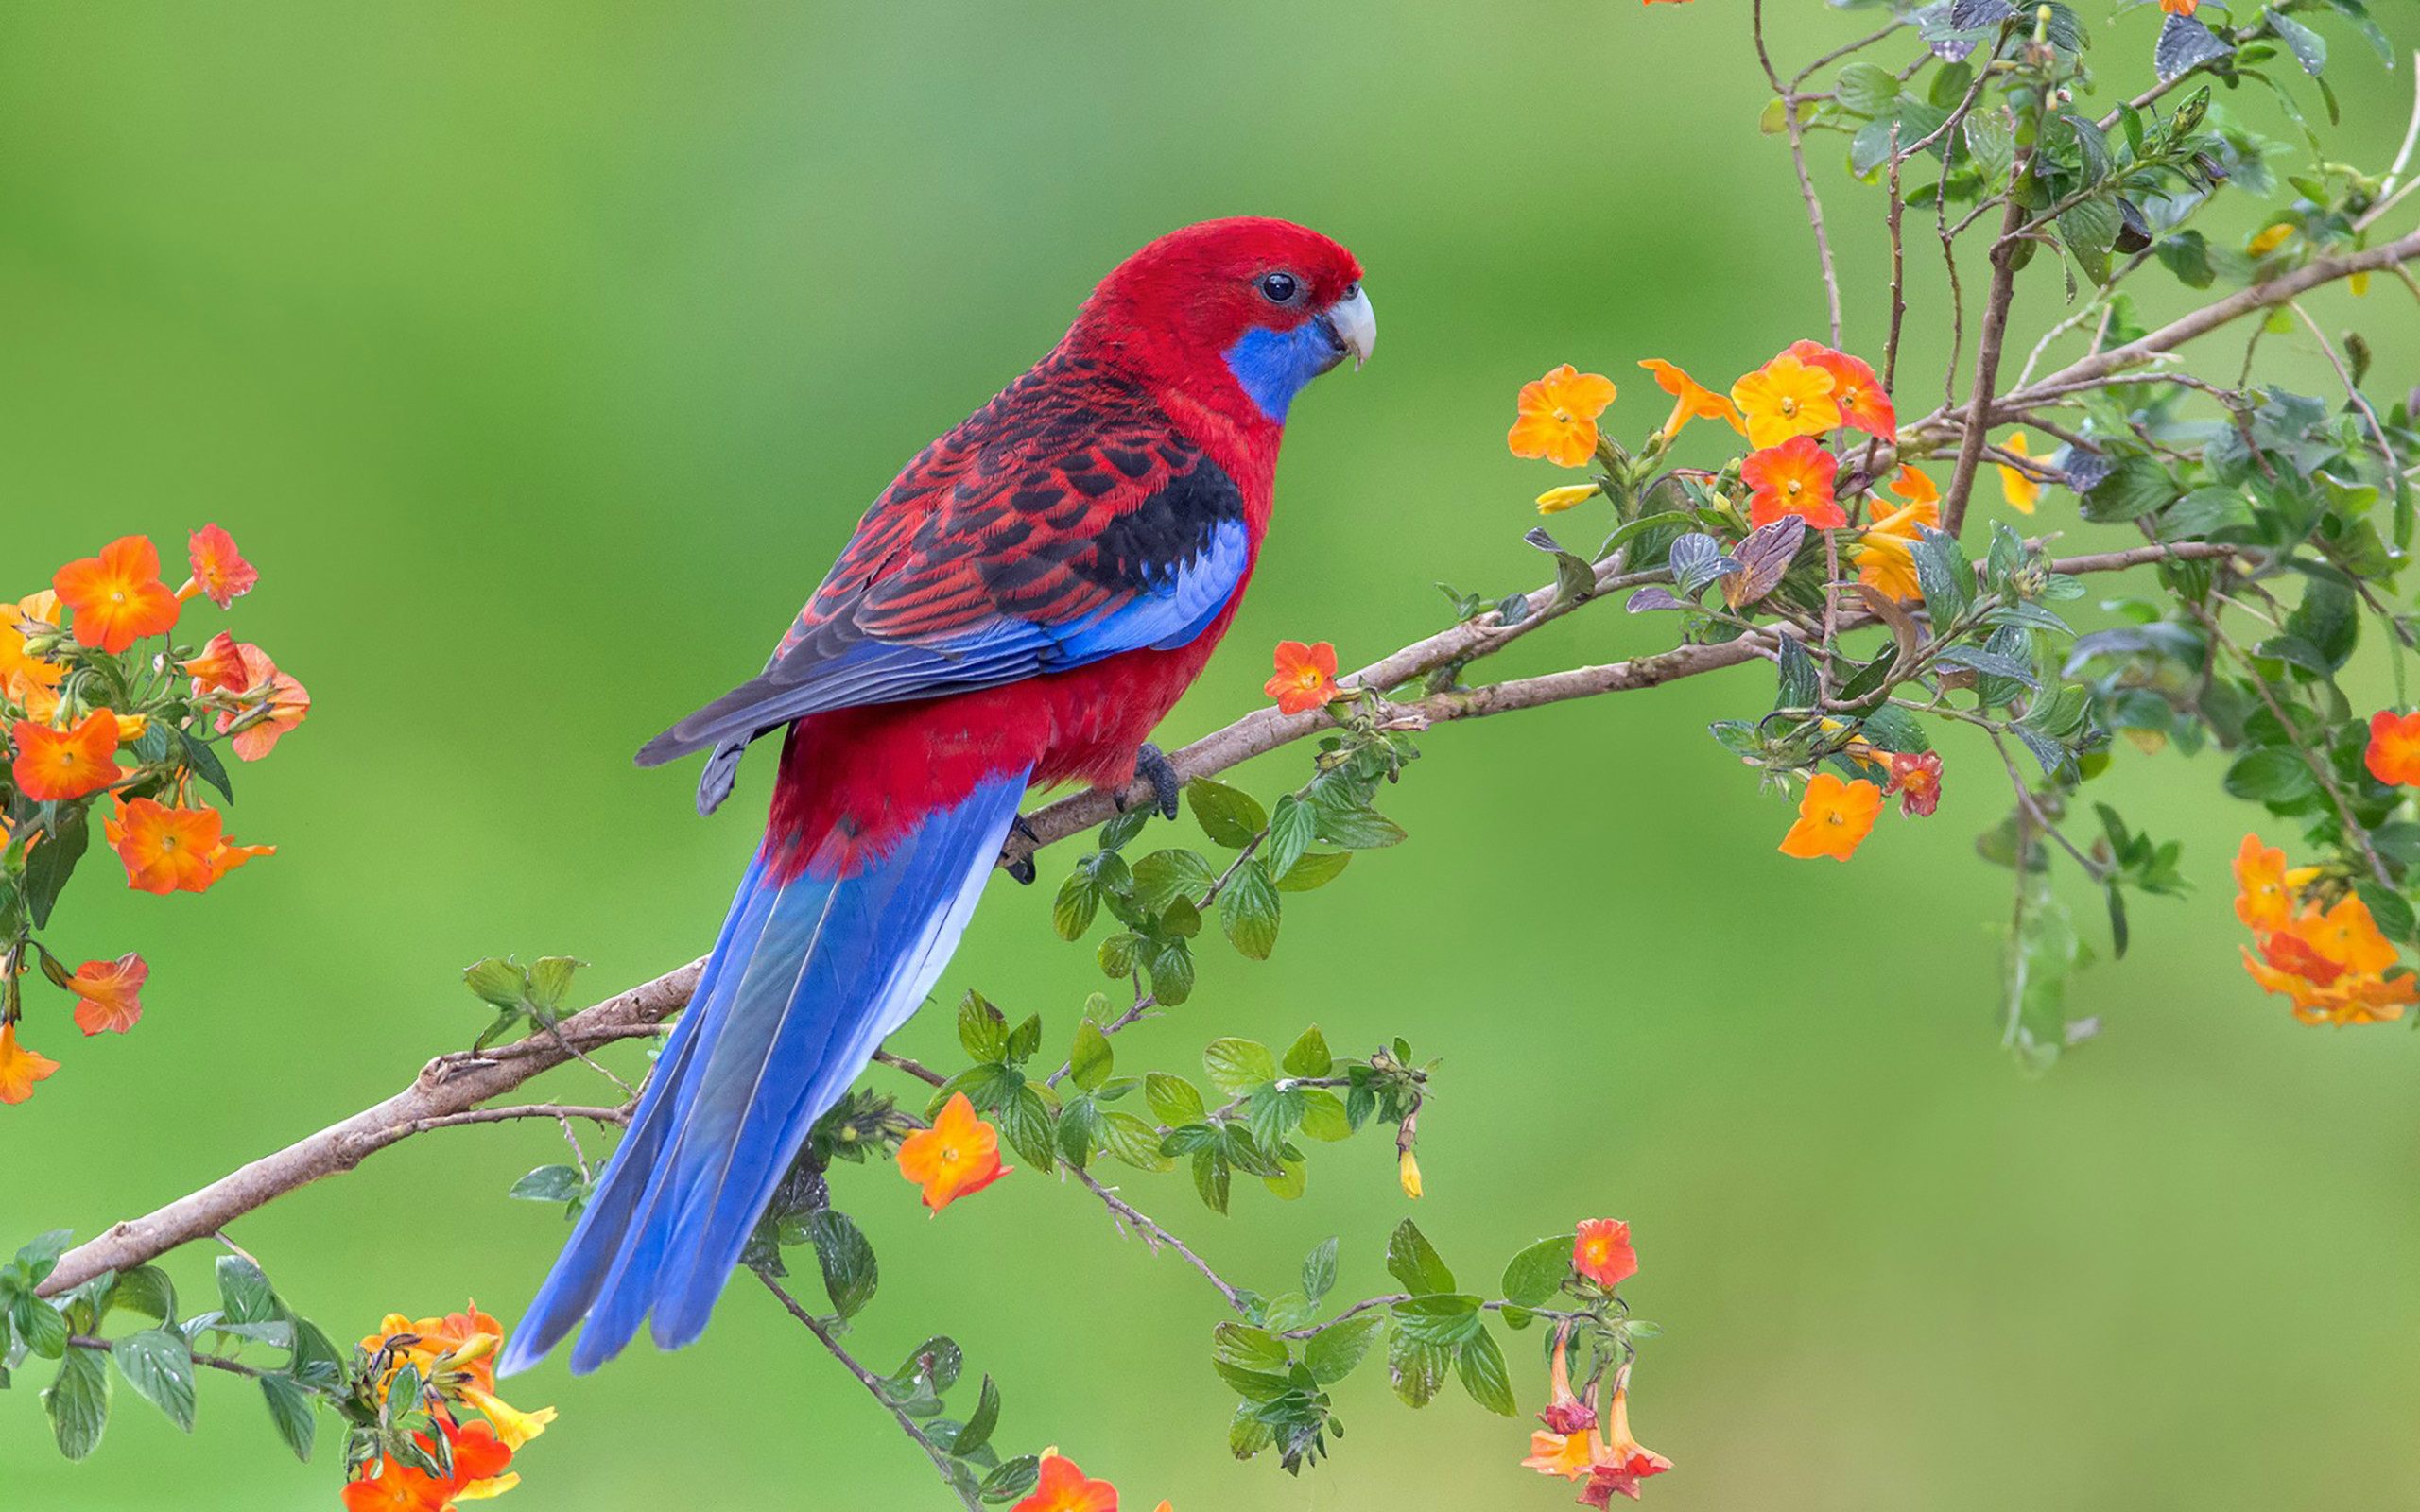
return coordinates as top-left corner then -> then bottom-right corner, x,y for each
1324,284 -> 1375,370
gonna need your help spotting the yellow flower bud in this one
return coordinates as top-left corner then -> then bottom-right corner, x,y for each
1534,484 -> 1600,516
1398,1148 -> 1424,1199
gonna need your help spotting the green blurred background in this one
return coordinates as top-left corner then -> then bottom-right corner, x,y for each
5,3 -> 2418,1507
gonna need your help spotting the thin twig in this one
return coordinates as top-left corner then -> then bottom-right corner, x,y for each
1754,0 -> 1844,345
755,1270 -> 975,1510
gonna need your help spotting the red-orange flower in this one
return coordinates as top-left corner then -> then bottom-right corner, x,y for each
2240,887 -> 2414,1027
1264,641 -> 1342,715
216,643 -> 310,761
1012,1452 -> 1119,1512
2365,710 -> 2420,786
1786,340 -> 1895,439
1884,750 -> 1942,817
1636,359 -> 1741,441
897,1091 -> 1011,1211
341,1416 -> 516,1512
53,536 -> 181,654
182,630 -> 250,694
182,524 -> 259,608
1778,773 -> 1882,861
1739,436 -> 1844,529
68,953 -> 147,1036
1573,1218 -> 1638,1290
1581,1387 -> 1674,1505
0,1022 -> 60,1105
11,711 -> 123,801
1510,366 -> 1619,468
105,797 -> 273,894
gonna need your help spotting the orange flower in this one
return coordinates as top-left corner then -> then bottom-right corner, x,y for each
342,1416 -> 516,1512
0,593 -> 65,709
1509,365 -> 1619,468
2365,711 -> 2420,786
182,524 -> 258,608
1778,773 -> 1883,861
2295,893 -> 2400,976
1730,352 -> 1840,448
1574,1218 -> 1638,1290
2161,0 -> 2197,12
105,797 -> 273,894
897,1091 -> 1011,1211
1525,1427 -> 1601,1482
1884,750 -> 1942,816
2240,890 -> 2414,1026
0,1022 -> 60,1105
1581,1387 -> 1674,1505
1995,433 -> 2041,515
53,536 -> 181,654
182,631 -> 250,694
1888,465 -> 1940,508
1739,436 -> 1844,529
2232,834 -> 2316,933
1637,359 -> 1741,441
11,711 -> 123,801
68,953 -> 147,1037
216,643 -> 310,760
1264,641 -> 1342,715
362,1303 -> 506,1395
1784,340 -> 1894,440
1850,491 -> 1939,602
1012,1452 -> 1119,1512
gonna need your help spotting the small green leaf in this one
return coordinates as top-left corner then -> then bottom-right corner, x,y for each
1264,795 -> 1317,881
1302,1237 -> 1340,1304
1068,1021 -> 1114,1092
215,1255 -> 275,1326
461,957 -> 527,1010
1386,1219 -> 1456,1296
1145,1073 -> 1206,1125
1219,859 -> 1282,960
954,1375 -> 1002,1456
1456,1329 -> 1517,1417
111,1330 -> 196,1433
259,1372 -> 316,1462
1186,780 -> 1268,849
507,1165 -> 585,1204
1282,1026 -> 1333,1079
1305,1312 -> 1386,1384
45,1348 -> 109,1460
1499,1235 -> 1578,1308
1272,851 -> 1352,892
1204,1038 -> 1277,1096
807,1210 -> 878,1321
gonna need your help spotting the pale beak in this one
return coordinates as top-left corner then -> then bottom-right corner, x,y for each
1324,284 -> 1375,370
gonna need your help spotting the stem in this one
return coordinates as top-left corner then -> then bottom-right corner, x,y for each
755,1271 -> 977,1511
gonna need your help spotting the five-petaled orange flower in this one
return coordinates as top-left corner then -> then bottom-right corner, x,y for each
1510,365 -> 1619,468
1730,352 -> 1841,449
0,1022 -> 60,1105
1573,1218 -> 1638,1290
2365,710 -> 2420,786
2233,834 -> 2317,933
106,797 -> 274,894
53,535 -> 182,654
1779,773 -> 1883,861
1885,750 -> 1943,817
1264,641 -> 1342,715
1739,436 -> 1844,529
216,642 -> 310,761
1582,1387 -> 1674,1504
898,1091 -> 1011,1211
182,524 -> 259,609
11,711 -> 123,802
1012,1452 -> 1120,1512
1786,340 -> 1895,440
1636,359 -> 1741,441
68,953 -> 147,1036
1995,433 -> 2041,515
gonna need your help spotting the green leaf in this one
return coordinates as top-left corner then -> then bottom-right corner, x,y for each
507,1165 -> 585,1204
176,726 -> 234,803
1264,795 -> 1317,880
1099,1111 -> 1174,1172
954,1374 -> 1002,1456
526,956 -> 583,1015
461,957 -> 527,1010
1296,1089 -> 1352,1143
2222,747 -> 2319,803
1310,803 -> 1407,850
2284,578 -> 2359,672
1387,1330 -> 1450,1409
1204,1038 -> 1277,1096
108,1266 -> 176,1324
1305,1311 -> 1386,1384
259,1372 -> 316,1462
1051,871 -> 1099,941
1145,1073 -> 1206,1125
13,1296 -> 68,1358
1282,1026 -> 1333,1079
44,1347 -> 109,1460
2081,457 -> 2178,523
215,1255 -> 275,1326
1910,528 -> 1974,627
1391,1293 -> 1485,1347
1385,1218 -> 1456,1296
25,801 -> 89,929
1068,1021 -> 1114,1092
1131,848 -> 1218,911
1455,1329 -> 1517,1417
1186,780 -> 1268,849
1775,635 -> 1819,711
2266,8 -> 2326,73
1835,60 -> 1903,115
807,1210 -> 878,1320
1499,1235 -> 1577,1308
1219,859 -> 1282,960
980,1455 -> 1042,1504
958,992 -> 1009,1062
995,1087 -> 1057,1174
1273,851 -> 1352,892
111,1330 -> 196,1433
1191,1149 -> 1231,1214
1302,1237 -> 1340,1304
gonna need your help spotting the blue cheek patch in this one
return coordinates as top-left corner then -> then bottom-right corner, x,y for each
1223,317 -> 1342,423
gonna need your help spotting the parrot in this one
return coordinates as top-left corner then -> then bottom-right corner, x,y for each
500,217 -> 1373,1375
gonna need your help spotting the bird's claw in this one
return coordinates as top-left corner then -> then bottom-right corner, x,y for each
1000,812 -> 1041,885
1117,742 -> 1182,821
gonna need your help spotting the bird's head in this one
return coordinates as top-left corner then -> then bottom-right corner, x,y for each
1072,216 -> 1373,428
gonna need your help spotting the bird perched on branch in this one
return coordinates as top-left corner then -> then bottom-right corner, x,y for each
503,217 -> 1373,1374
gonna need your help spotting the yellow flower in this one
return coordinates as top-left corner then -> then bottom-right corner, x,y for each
1730,352 -> 1841,448
1996,432 -> 2041,515
1851,493 -> 1940,602
2247,222 -> 2295,256
1398,1148 -> 1424,1199
1535,484 -> 1600,515
460,1385 -> 559,1452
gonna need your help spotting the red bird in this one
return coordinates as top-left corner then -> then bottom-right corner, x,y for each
504,217 -> 1373,1374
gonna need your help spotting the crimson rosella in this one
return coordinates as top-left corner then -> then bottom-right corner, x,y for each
502,217 -> 1374,1374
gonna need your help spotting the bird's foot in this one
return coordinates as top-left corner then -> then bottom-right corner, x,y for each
1000,813 -> 1041,885
1113,742 -> 1183,821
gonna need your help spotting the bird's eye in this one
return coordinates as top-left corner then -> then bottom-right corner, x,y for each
1256,271 -> 1301,304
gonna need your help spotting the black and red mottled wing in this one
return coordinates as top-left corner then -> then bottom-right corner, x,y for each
641,352 -> 1251,814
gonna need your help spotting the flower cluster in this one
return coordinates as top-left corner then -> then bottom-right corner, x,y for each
1522,1220 -> 1670,1505
0,528 -> 305,1103
342,1303 -> 556,1512
2233,835 -> 2414,1026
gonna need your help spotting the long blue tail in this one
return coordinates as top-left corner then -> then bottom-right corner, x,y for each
499,768 -> 1030,1376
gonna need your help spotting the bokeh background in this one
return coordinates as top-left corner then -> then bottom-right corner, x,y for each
6,3 -> 2419,1508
